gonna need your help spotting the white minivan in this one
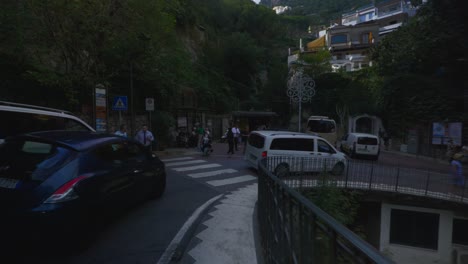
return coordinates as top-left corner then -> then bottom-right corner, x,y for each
244,130 -> 347,176
340,132 -> 380,160
0,101 -> 95,144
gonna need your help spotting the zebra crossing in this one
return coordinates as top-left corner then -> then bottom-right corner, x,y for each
161,156 -> 256,188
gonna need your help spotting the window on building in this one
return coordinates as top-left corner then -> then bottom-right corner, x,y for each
453,218 -> 468,245
362,33 -> 370,44
331,35 -> 347,44
390,209 -> 439,250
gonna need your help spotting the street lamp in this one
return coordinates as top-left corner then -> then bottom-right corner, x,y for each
287,69 -> 316,132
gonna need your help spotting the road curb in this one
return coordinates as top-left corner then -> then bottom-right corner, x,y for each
156,193 -> 224,264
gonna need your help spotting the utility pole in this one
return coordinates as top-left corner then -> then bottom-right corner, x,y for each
130,62 -> 135,136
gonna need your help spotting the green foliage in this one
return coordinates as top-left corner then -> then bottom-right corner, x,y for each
302,177 -> 361,226
371,0 -> 466,135
151,111 -> 175,149
299,50 -> 332,77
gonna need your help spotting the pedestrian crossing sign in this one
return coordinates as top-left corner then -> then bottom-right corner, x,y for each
112,96 -> 128,111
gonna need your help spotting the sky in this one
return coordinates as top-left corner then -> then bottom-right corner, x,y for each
252,0 -> 260,3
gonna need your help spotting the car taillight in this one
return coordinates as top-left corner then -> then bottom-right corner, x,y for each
262,151 -> 267,158
44,175 -> 89,204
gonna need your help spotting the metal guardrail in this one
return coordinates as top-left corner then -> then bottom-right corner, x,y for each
265,156 -> 467,204
257,157 -> 395,264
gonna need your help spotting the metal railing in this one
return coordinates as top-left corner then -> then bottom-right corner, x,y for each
265,156 -> 467,203
257,157 -> 395,264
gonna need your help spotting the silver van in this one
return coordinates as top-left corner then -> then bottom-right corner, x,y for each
244,130 -> 347,176
0,101 -> 94,144
340,132 -> 380,160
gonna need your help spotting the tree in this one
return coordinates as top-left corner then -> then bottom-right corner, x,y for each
371,0 -> 467,135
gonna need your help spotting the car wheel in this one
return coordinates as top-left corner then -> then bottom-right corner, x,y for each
274,164 -> 290,178
331,162 -> 345,176
150,174 -> 166,199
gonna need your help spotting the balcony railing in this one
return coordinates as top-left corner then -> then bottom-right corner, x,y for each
257,157 -> 395,264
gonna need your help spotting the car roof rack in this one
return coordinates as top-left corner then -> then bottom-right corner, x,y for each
0,101 -> 74,115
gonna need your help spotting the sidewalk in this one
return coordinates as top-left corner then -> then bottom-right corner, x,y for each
155,141 -> 465,264
155,142 -> 260,264
381,148 -> 468,171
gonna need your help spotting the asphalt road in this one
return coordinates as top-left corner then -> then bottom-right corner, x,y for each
8,164 -> 218,264
9,143 -> 254,264
6,143 -> 452,264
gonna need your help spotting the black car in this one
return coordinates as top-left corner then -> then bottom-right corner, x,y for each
0,131 -> 166,246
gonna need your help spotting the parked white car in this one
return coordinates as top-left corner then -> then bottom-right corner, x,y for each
0,101 -> 94,144
340,132 -> 380,160
244,130 -> 347,176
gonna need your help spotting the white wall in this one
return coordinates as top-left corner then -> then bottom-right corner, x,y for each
380,203 -> 453,264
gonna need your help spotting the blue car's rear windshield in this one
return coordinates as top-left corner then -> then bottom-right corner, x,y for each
0,140 -> 75,182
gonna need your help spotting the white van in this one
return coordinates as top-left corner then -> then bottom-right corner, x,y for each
306,116 -> 338,146
0,101 -> 95,144
340,132 -> 380,160
244,130 -> 347,176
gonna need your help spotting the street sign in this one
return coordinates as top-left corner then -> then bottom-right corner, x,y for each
112,96 -> 128,111
145,98 -> 154,111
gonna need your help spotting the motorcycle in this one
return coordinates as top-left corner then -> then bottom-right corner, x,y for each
201,136 -> 213,156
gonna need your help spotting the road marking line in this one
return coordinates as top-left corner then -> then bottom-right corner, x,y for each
187,169 -> 238,178
156,194 -> 224,264
165,160 -> 206,167
172,164 -> 222,172
161,157 -> 194,162
206,175 -> 256,187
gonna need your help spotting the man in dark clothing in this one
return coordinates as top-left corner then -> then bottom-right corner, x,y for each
226,127 -> 234,156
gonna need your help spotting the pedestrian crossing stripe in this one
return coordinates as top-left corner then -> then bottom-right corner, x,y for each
172,164 -> 222,172
187,169 -> 238,179
161,157 -> 194,162
206,175 -> 256,187
165,160 -> 206,167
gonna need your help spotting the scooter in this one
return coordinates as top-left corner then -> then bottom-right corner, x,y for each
201,137 -> 213,156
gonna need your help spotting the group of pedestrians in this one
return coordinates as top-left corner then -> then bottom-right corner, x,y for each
113,124 -> 155,151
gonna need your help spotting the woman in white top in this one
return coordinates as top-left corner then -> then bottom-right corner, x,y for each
115,124 -> 127,137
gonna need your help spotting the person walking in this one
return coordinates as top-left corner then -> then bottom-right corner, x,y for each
232,125 -> 241,151
226,126 -> 234,157
135,124 -> 155,152
196,124 -> 205,151
114,124 -> 127,137
382,131 -> 390,151
450,147 -> 465,192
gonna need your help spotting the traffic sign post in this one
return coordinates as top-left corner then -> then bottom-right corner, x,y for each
112,96 -> 128,111
112,96 -> 128,126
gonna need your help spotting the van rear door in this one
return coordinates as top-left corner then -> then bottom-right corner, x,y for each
356,136 -> 379,155
244,133 -> 266,169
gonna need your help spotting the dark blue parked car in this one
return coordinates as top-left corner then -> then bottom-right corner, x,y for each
0,131 -> 166,247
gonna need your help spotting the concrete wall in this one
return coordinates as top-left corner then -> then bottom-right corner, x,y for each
380,203 -> 453,264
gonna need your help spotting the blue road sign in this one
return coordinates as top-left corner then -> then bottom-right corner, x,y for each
112,96 -> 128,111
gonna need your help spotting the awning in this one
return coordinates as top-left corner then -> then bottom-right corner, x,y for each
307,35 -> 326,50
